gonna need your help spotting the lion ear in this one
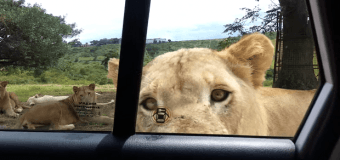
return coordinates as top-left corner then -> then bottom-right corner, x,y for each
107,58 -> 119,89
216,32 -> 274,89
1,81 -> 9,88
89,83 -> 95,90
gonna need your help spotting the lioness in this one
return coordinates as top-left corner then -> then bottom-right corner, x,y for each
27,95 -> 70,106
0,81 -> 30,118
107,32 -> 316,136
14,84 -> 114,130
27,93 -> 113,106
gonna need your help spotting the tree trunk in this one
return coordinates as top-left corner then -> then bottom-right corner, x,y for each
272,0 -> 318,90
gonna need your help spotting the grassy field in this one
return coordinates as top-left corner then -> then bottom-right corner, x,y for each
96,56 -> 106,61
6,84 -> 116,102
78,57 -> 95,61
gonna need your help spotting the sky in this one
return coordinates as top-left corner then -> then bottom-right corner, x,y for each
22,0 -> 277,44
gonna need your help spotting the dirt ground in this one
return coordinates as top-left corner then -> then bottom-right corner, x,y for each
0,92 -> 116,131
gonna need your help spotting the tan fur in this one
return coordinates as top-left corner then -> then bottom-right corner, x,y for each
0,81 -> 29,118
107,32 -> 316,136
9,92 -> 31,112
13,84 -> 114,130
107,58 -> 119,89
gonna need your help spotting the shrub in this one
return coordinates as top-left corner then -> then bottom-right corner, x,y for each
265,68 -> 274,80
143,50 -> 153,66
263,80 -> 273,87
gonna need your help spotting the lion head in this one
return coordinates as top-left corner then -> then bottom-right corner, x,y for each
108,33 -> 314,136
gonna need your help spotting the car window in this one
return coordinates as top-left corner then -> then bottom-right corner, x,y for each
118,0 -> 320,136
0,0 -> 123,131
0,0 -> 321,136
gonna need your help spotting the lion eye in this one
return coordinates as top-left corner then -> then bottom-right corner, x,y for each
211,89 -> 229,102
142,98 -> 158,110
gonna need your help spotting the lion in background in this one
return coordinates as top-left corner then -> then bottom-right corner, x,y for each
13,84 -> 114,130
0,81 -> 30,118
107,32 -> 316,136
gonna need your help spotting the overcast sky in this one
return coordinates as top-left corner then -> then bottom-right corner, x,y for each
22,0 -> 276,44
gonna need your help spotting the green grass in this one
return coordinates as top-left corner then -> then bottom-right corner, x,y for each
6,84 -> 116,102
89,122 -> 105,126
78,57 -> 95,61
96,56 -> 106,61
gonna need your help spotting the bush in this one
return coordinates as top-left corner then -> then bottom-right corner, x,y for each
79,68 -> 87,75
99,77 -> 108,85
265,68 -> 274,80
143,50 -> 153,66
263,80 -> 273,87
108,78 -> 113,84
216,38 -> 232,51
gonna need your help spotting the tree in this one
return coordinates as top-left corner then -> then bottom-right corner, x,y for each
222,0 -> 318,90
0,0 -> 83,74
272,0 -> 317,89
68,38 -> 82,47
168,39 -> 171,42
0,0 -> 28,67
90,40 -> 99,46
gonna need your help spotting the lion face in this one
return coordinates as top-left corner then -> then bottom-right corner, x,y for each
72,84 -> 97,105
136,48 -> 265,134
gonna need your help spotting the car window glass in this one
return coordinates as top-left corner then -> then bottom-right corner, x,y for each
0,0 -> 122,131
129,0 -> 320,137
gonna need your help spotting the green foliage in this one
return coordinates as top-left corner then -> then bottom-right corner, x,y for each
264,32 -> 277,40
216,36 -> 242,51
78,57 -> 95,61
0,0 -> 84,70
96,56 -> 106,61
108,78 -> 114,84
0,69 -> 35,84
0,33 -> 279,87
143,50 -> 152,66
263,80 -> 273,87
216,38 -> 232,51
265,68 -> 274,80
81,52 -> 91,57
61,62 -> 108,85
33,69 -> 44,77
101,47 -> 120,70
145,44 -> 160,57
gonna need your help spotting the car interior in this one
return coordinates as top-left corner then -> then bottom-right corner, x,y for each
1,0 -> 340,159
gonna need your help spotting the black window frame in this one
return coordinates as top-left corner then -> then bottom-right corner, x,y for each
0,0 -> 339,160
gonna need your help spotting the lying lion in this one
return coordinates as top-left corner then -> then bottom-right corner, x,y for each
107,32 -> 316,136
27,93 -> 114,106
13,84 -> 114,130
0,81 -> 30,118
27,94 -> 70,106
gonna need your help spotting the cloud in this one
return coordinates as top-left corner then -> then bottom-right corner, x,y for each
22,0 -> 275,44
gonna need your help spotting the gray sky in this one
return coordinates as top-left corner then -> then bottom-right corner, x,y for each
22,0 -> 276,44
